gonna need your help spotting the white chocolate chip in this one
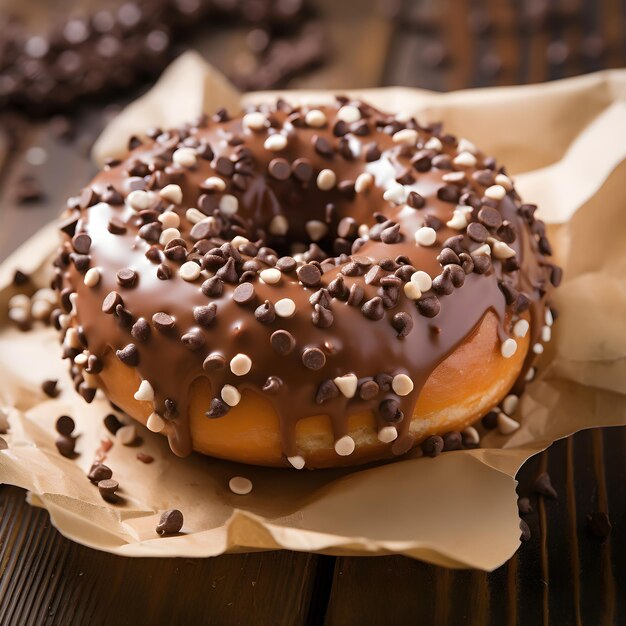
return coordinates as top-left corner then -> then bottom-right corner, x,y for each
392,128 -> 418,145
31,300 -> 51,320
497,413 -> 520,435
501,338 -> 518,358
334,435 -> 356,456
484,184 -> 506,200
172,147 -> 197,168
453,151 -> 477,167
525,367 -> 536,382
221,384 -> 241,407
34,288 -> 57,304
160,227 -> 181,246
457,138 -> 477,154
275,298 -> 296,318
502,394 -> 519,415
513,319 -> 530,338
383,184 -> 407,205
425,136 -> 443,151
473,243 -> 491,256
269,215 -> 289,236
179,261 -> 201,282
392,374 -> 414,396
305,220 -> 328,242
243,111 -> 267,130
545,308 -> 554,327
316,168 -> 336,191
442,171 -> 466,184
411,270 -> 432,292
84,267 -> 101,287
134,379 -> 154,402
446,211 -> 468,230
69,292 -> 78,314
259,268 -> 281,284
305,109 -> 327,127
229,476 -> 253,495
127,189 -> 151,210
403,282 -> 422,300
462,426 -> 480,445
147,412 -> 166,433
159,184 -> 183,205
377,426 -> 398,443
158,211 -> 180,229
230,353 -> 252,376
542,325 -> 552,342
333,374 -> 358,399
287,455 -> 305,470
8,307 -> 28,324
354,172 -> 373,193
414,226 -> 437,247
74,352 -> 88,366
495,173 -> 513,190
492,241 -> 516,259
9,294 -> 30,309
358,224 -> 369,238
186,208 -> 207,224
336,105 -> 361,123
264,134 -> 288,152
219,194 -> 239,216
116,424 -> 137,445
231,236 -> 249,249
65,327 -> 82,349
533,343 -> 544,354
58,314 -> 71,329
203,176 -> 226,191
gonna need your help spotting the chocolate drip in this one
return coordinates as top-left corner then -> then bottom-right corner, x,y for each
54,99 -> 558,463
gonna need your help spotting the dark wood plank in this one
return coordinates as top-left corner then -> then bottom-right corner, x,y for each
0,486 -> 318,626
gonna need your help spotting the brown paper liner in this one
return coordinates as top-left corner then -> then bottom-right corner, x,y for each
1,54 -> 625,570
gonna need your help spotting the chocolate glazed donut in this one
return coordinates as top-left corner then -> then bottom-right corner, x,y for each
52,98 -> 561,469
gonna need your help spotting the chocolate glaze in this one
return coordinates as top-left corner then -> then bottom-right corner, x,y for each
53,98 -> 559,463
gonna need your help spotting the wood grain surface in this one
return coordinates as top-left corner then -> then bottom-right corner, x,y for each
0,1 -> 625,624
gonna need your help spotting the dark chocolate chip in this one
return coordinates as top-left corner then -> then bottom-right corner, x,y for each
262,376 -> 283,394
152,312 -> 175,331
586,511 -> 612,540
472,254 -> 491,274
467,222 -> 489,243
519,519 -> 531,542
417,296 -> 441,318
297,263 -> 322,287
216,257 -> 239,283
481,411 -> 499,430
533,472 -> 558,499
391,311 -> 413,338
445,265 -> 465,288
72,233 -> 92,254
116,268 -> 137,288
316,379 -> 339,404
276,256 -> 297,272
193,304 -> 217,327
268,158 -> 291,180
108,217 -> 127,235
181,329 -> 205,351
203,353 -> 226,371
312,304 -> 333,328
271,330 -> 295,355
442,431 -> 462,451
292,158 -> 313,182
206,398 -> 229,418
379,399 -> 403,423
116,343 -> 139,366
255,300 -> 276,324
156,509 -> 183,535
518,497 -> 533,516
131,318 -> 151,342
361,297 -> 384,321
432,274 -> 453,295
421,435 -> 444,457
302,347 -> 326,370
347,283 -> 364,307
157,263 -> 172,280
359,380 -> 379,400
202,277 -> 224,297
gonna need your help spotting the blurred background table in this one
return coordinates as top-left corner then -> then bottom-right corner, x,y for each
0,0 -> 625,624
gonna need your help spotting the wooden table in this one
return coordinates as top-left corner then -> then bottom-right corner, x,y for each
1,1 -> 625,624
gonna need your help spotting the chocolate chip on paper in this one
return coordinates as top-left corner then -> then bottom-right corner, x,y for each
156,509 -> 184,535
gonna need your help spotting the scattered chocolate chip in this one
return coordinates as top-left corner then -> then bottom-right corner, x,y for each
442,431 -> 462,451
72,233 -> 92,254
88,463 -> 112,484
276,256 -> 297,272
268,157 -> 291,180
292,158 -> 313,182
358,380 -> 379,400
103,413 -> 122,435
481,411 -> 499,429
361,296 -> 384,320
271,330 -> 296,355
297,263 -> 322,287
379,398 -> 403,423
519,519 -> 531,542
42,379 -> 60,398
467,222 -> 489,243
203,353 -> 226,371
421,435 -> 444,457
254,300 -> 276,324
216,257 -> 238,283
312,304 -> 333,328
533,472 -> 558,499
417,296 -> 441,318
375,373 -> 393,392
347,283 -> 364,307
472,254 -> 491,274
55,435 -> 75,458
55,415 -> 75,437
391,312 -> 413,338
518,497 -> 533,516
108,217 -> 127,235
181,328 -> 206,351
98,479 -> 119,503
156,509 -> 183,535
137,452 -> 154,464
202,276 -> 224,297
